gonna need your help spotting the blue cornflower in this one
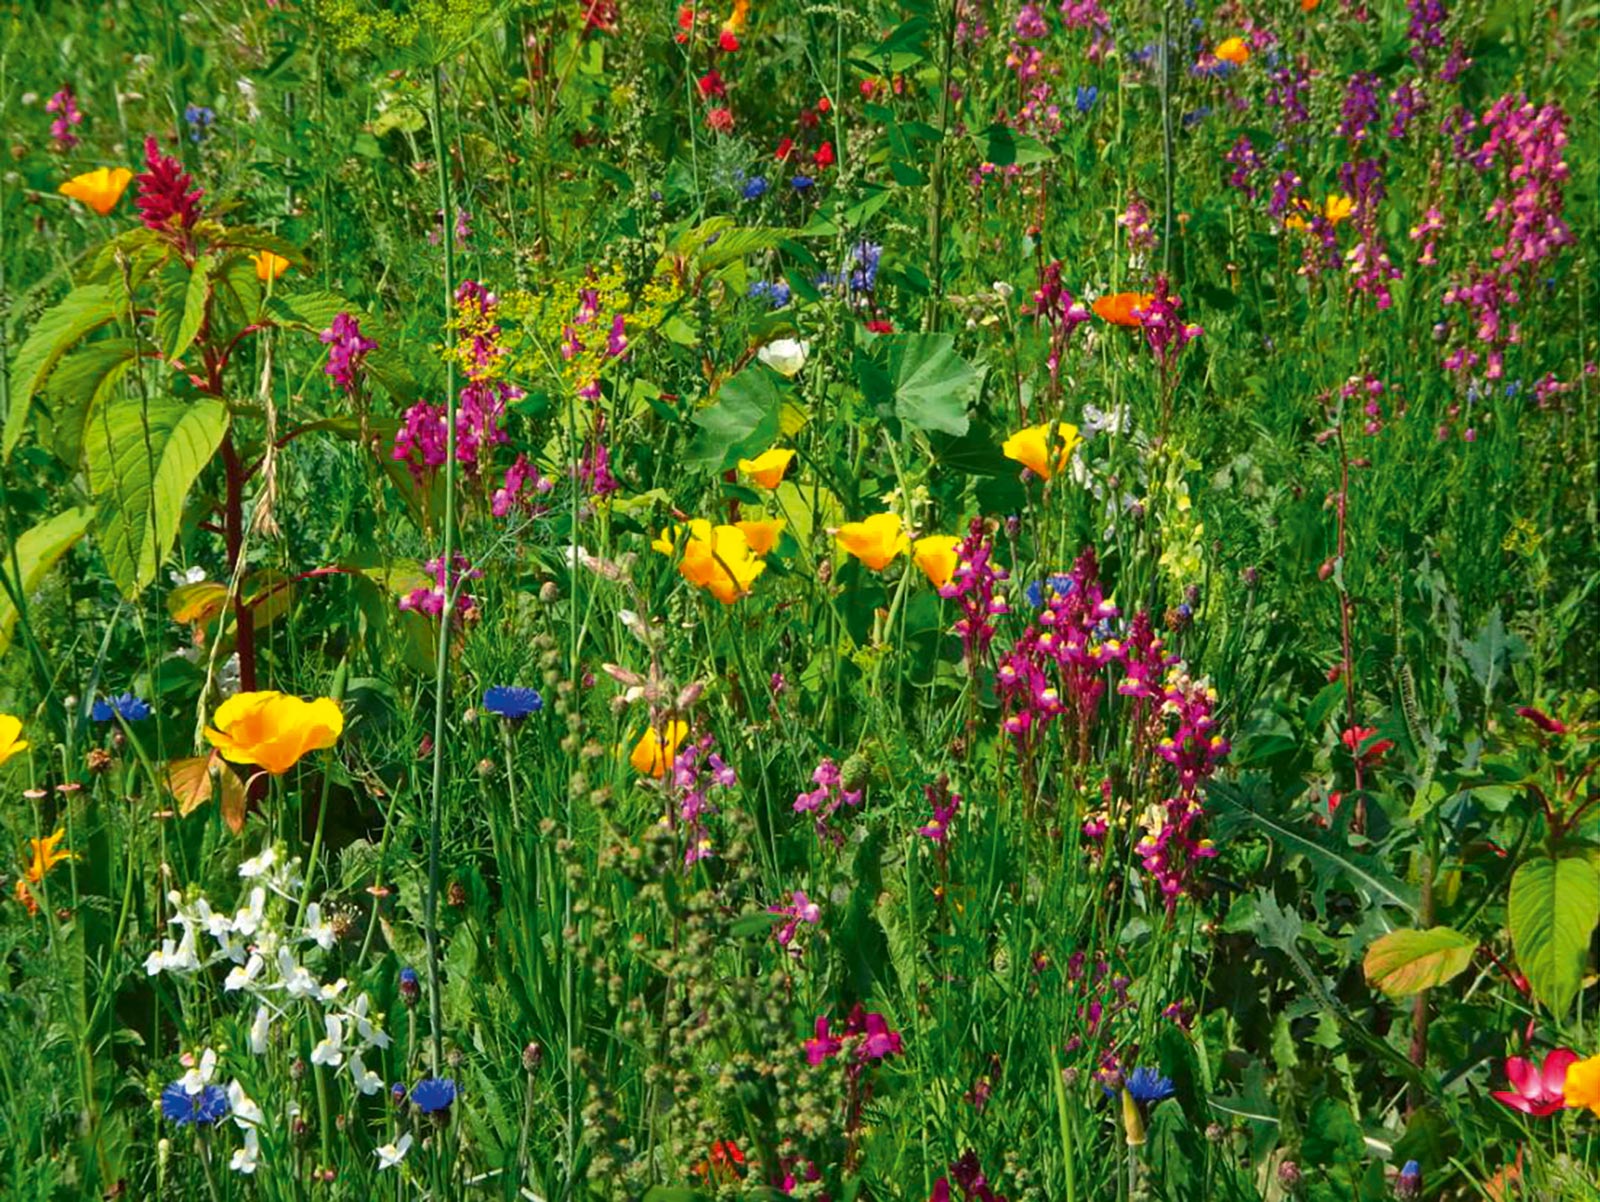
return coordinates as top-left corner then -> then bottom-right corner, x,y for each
742,175 -> 768,200
748,280 -> 772,300
1396,1161 -> 1421,1199
791,175 -> 814,191
1075,85 -> 1099,114
482,686 -> 543,720
1124,1067 -> 1175,1103
768,281 -> 791,309
92,693 -> 151,722
410,1077 -> 457,1114
849,241 -> 883,293
184,104 -> 216,143
161,1082 -> 230,1127
1024,574 -> 1076,608
390,1081 -> 408,1105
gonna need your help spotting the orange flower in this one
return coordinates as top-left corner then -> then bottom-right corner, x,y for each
654,520 -> 766,603
723,0 -> 749,34
1284,194 -> 1355,231
630,719 -> 689,777
913,535 -> 961,589
835,512 -> 909,571
204,691 -> 344,775
737,447 -> 795,489
15,827 -> 73,914
1002,422 -> 1081,481
253,250 -> 291,282
1213,37 -> 1249,66
1093,292 -> 1153,327
59,166 -> 133,216
735,517 -> 785,557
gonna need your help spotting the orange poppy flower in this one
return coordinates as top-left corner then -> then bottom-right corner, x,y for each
60,166 -> 134,216
1093,292 -> 1153,327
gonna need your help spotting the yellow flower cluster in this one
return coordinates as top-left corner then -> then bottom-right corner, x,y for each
653,519 -> 772,604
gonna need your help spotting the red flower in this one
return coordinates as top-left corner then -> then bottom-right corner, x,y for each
135,135 -> 203,233
865,318 -> 894,334
705,107 -> 735,134
693,1140 -> 747,1182
814,140 -> 835,168
1341,725 -> 1393,764
697,70 -> 726,100
818,96 -> 832,113
775,136 -> 794,161
1492,1049 -> 1578,1116
719,29 -> 740,51
1516,706 -> 1568,735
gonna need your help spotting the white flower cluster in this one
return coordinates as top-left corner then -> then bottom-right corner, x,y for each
145,844 -> 394,1171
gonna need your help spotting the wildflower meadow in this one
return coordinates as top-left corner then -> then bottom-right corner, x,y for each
3,0 -> 1599,1198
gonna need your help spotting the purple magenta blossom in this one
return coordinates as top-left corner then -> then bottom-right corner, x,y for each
794,758 -> 863,846
320,313 -> 376,393
46,87 -> 82,150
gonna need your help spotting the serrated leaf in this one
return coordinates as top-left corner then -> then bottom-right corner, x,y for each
686,367 -> 783,471
85,396 -> 230,597
1509,855 -> 1600,1017
1363,926 -> 1477,998
43,338 -> 140,466
0,507 -> 94,653
167,254 -> 215,363
5,283 -> 121,459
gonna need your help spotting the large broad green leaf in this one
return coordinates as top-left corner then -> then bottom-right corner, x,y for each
975,123 -> 1055,167
43,339 -> 141,466
4,283 -> 122,459
86,397 -> 229,597
1509,855 -> 1600,1017
860,333 -> 981,436
685,367 -> 783,472
0,507 -> 94,652
1363,926 -> 1477,998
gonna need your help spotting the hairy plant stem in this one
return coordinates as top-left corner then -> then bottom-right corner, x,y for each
423,62 -> 459,1078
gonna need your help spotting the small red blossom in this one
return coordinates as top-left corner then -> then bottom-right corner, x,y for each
705,107 -> 735,134
1516,706 -> 1568,735
775,136 -> 794,161
1341,725 -> 1393,764
697,70 -> 726,100
865,318 -> 895,334
814,140 -> 836,168
718,29 -> 740,51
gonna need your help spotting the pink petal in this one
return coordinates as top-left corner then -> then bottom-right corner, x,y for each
1503,1056 -> 1538,1098
1491,1089 -> 1537,1115
1543,1048 -> 1580,1096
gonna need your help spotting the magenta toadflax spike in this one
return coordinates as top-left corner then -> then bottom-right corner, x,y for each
939,517 -> 1010,665
319,313 -> 376,393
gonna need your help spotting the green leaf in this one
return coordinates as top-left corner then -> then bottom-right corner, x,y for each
43,339 -> 140,466
1508,855 -> 1600,1017
685,367 -> 783,472
860,333 -> 980,436
728,911 -> 785,939
4,283 -> 121,459
1209,781 -> 1418,917
1461,608 -> 1528,704
975,123 -> 1055,167
1362,926 -> 1477,998
168,254 -> 215,363
85,397 -> 230,597
0,507 -> 94,653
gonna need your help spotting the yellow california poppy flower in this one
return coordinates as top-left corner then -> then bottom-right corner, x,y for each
0,714 -> 29,768
204,691 -> 344,775
631,719 -> 689,777
1565,1054 -> 1600,1116
60,166 -> 134,216
913,535 -> 961,589
656,520 -> 766,603
737,448 -> 795,490
835,512 -> 909,571
1002,422 -> 1081,481
253,250 -> 291,282
1213,37 -> 1249,65
735,517 -> 785,557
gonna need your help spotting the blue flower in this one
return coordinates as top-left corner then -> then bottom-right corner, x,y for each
768,281 -> 791,309
410,1077 -> 457,1114
1024,574 -> 1076,608
1075,85 -> 1099,114
161,1082 -> 230,1127
748,280 -> 772,300
1124,1067 -> 1175,1103
92,693 -> 151,723
742,175 -> 768,200
482,686 -> 543,721
791,175 -> 814,191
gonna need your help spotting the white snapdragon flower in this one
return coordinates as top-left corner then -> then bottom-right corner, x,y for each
230,1128 -> 260,1175
302,902 -> 336,951
311,1015 -> 346,1068
225,953 -> 265,993
348,1050 -> 384,1096
248,1005 -> 272,1055
180,1048 -> 217,1096
343,993 -> 392,1050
